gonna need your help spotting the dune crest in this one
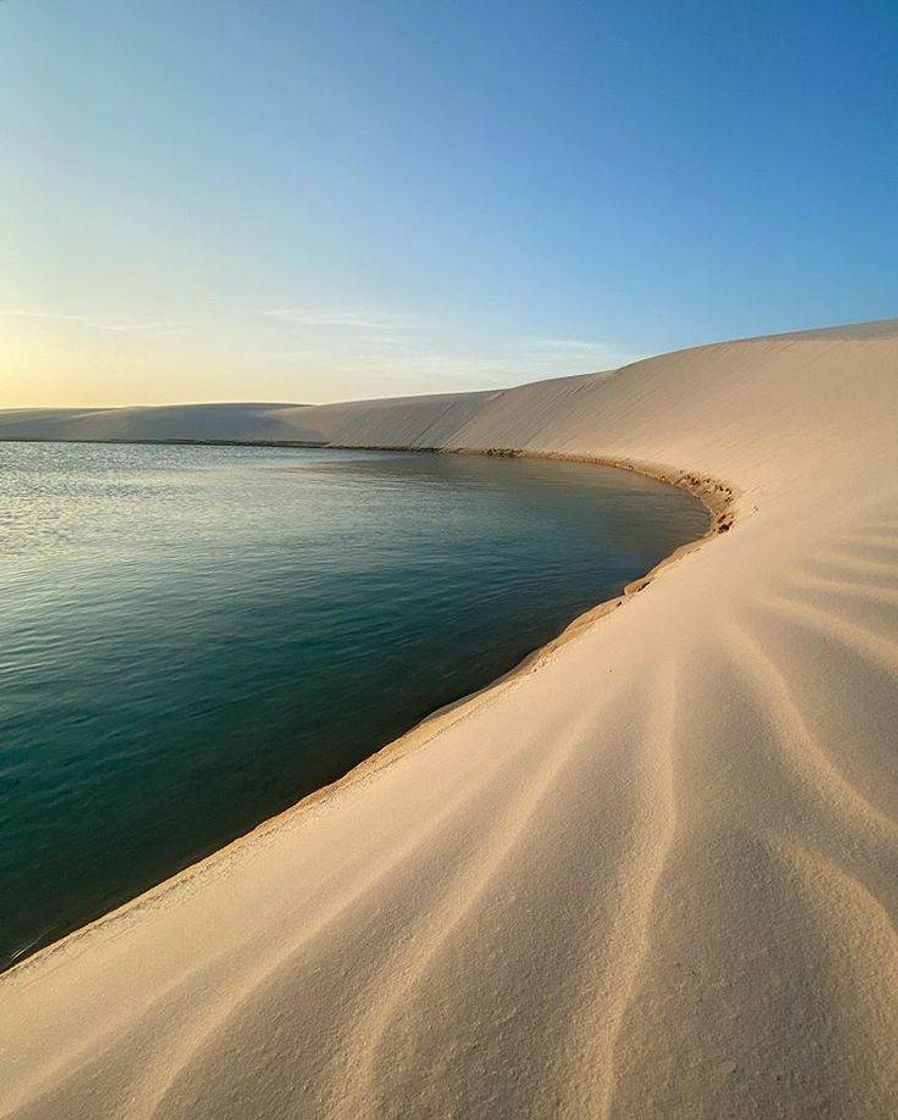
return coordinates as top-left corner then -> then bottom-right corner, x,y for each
2,320 -> 898,1118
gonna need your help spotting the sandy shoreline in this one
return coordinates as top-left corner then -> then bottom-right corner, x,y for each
2,320 -> 897,1118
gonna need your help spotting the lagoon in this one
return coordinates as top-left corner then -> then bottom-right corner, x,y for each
0,441 -> 707,968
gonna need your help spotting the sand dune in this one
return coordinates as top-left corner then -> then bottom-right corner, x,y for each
0,401 -> 321,443
2,320 -> 898,1118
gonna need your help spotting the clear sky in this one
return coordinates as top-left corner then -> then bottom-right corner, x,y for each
3,0 -> 896,407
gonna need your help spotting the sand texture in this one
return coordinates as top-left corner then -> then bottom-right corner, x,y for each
2,320 -> 898,1118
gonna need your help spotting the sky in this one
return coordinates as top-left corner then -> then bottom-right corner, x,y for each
2,0 -> 896,408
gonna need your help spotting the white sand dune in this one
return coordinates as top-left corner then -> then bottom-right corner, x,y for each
2,320 -> 898,1118
0,401 -> 321,443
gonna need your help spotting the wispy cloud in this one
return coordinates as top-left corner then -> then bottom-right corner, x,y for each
270,334 -> 642,393
256,304 -> 639,380
93,321 -> 200,335
519,337 -> 645,370
528,338 -> 616,352
259,306 -> 436,332
0,309 -> 201,336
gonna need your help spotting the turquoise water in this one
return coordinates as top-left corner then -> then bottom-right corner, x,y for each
1,441 -> 707,969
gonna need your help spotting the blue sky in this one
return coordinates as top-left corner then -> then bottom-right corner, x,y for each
3,0 -> 896,406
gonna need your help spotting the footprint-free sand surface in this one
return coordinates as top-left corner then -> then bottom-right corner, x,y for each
2,320 -> 897,1118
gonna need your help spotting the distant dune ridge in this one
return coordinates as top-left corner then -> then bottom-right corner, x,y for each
0,401 -> 322,444
2,318 -> 898,1118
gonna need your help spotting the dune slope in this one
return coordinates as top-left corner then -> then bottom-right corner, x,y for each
2,321 -> 898,1118
0,401 -> 322,443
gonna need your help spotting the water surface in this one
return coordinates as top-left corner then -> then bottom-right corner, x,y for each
1,442 -> 707,968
